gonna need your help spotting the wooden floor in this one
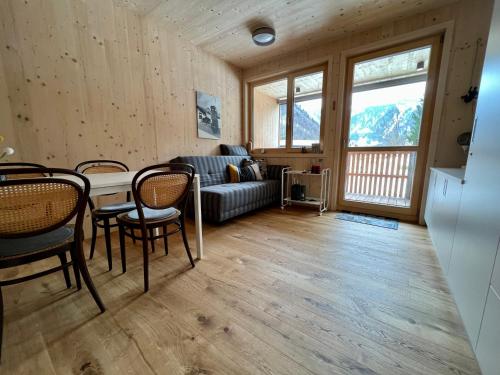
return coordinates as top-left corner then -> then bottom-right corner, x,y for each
345,193 -> 411,207
1,207 -> 480,374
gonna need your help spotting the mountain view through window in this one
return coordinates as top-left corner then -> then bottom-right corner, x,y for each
349,81 -> 426,147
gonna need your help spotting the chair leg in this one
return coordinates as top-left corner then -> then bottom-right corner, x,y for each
57,252 -> 72,289
142,231 -> 149,292
131,228 -> 136,244
149,228 -> 155,253
74,241 -> 105,312
103,218 -> 113,271
180,218 -> 195,268
162,225 -> 168,255
70,245 -> 81,290
0,286 -> 3,362
119,224 -> 126,273
89,220 -> 97,259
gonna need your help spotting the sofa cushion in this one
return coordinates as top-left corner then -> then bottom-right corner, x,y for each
0,226 -> 74,257
200,180 -> 280,222
126,207 -> 179,221
171,155 -> 248,187
220,144 -> 249,156
96,201 -> 136,213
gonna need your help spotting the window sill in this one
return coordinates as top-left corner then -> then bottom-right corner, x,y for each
250,152 -> 326,159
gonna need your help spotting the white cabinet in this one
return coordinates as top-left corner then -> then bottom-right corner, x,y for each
424,169 -> 463,274
424,170 -> 437,227
436,175 -> 463,273
425,2 -> 500,371
475,286 -> 500,375
491,245 -> 500,295
475,244 -> 500,375
447,0 -> 500,346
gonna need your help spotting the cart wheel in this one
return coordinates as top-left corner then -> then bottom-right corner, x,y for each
281,206 -> 285,211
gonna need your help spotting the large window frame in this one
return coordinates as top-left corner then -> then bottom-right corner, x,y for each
249,63 -> 328,154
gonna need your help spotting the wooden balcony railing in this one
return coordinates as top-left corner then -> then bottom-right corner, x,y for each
345,150 -> 416,205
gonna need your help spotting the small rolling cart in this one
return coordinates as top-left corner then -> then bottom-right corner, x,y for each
281,167 -> 331,215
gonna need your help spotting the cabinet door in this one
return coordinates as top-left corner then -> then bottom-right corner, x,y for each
475,287 -> 500,375
429,174 -> 446,256
491,245 -> 500,295
435,178 -> 462,274
447,0 -> 500,346
424,170 -> 437,226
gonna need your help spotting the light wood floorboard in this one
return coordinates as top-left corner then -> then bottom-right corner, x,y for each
0,207 -> 480,374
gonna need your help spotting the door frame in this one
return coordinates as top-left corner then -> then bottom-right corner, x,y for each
337,35 -> 443,222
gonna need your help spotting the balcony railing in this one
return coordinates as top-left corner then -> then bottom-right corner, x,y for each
344,150 -> 416,207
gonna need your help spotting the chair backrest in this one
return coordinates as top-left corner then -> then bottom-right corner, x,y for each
75,160 -> 129,175
75,160 -> 129,208
0,168 -> 90,239
0,162 -> 51,179
132,163 -> 195,217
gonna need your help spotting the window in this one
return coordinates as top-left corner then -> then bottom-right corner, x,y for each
251,64 -> 327,152
348,46 -> 431,148
252,78 -> 287,149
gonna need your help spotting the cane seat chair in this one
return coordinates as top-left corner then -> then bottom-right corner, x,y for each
0,167 -> 105,359
116,163 -> 196,292
0,163 -> 75,285
0,162 -> 52,179
75,160 -> 136,271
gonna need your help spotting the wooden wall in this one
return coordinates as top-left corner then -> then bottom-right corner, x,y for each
252,89 -> 280,149
0,0 -> 242,170
142,15 -> 242,162
243,0 -> 493,216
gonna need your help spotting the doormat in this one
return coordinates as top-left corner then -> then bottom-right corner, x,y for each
336,212 -> 399,230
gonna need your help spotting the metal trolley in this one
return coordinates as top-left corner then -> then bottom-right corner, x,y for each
281,167 -> 331,215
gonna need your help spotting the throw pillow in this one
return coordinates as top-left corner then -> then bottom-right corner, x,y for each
253,158 -> 268,179
220,144 -> 249,156
227,164 -> 240,183
243,158 -> 267,179
240,163 -> 263,182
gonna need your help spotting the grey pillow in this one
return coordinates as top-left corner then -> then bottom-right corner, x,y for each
243,158 -> 267,179
240,164 -> 262,182
220,144 -> 249,156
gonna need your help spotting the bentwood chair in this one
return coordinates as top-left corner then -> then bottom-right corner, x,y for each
75,160 -> 136,271
0,162 -> 52,179
0,163 -> 76,285
0,167 -> 105,359
116,163 -> 196,292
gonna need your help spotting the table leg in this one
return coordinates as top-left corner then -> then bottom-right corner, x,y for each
193,175 -> 203,259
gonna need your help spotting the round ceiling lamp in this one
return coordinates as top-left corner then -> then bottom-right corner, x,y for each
252,27 -> 276,46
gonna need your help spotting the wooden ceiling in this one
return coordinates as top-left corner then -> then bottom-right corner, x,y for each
114,0 -> 457,68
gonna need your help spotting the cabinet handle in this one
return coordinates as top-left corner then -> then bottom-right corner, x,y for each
443,179 -> 448,197
471,117 -> 478,144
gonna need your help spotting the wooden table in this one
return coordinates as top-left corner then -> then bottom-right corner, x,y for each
64,171 -> 203,259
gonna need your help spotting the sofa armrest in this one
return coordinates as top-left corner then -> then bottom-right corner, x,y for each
266,164 -> 289,180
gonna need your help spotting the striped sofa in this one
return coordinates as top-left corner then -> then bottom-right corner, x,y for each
171,155 -> 285,223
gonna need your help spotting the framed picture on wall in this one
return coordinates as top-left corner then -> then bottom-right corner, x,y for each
196,91 -> 221,140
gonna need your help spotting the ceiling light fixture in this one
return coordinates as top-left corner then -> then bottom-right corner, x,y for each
252,27 -> 276,46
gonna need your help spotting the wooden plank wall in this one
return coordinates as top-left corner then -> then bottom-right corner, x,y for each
142,15 -> 242,162
0,0 -> 242,170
